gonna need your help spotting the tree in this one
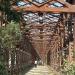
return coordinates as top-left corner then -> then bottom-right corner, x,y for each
0,0 -> 22,26
0,21 -> 22,75
0,62 -> 8,75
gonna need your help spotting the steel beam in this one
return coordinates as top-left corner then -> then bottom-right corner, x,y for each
11,5 -> 75,13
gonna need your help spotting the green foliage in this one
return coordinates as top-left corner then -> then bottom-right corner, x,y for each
0,21 -> 21,75
61,59 -> 75,75
0,21 -> 21,49
0,62 -> 8,75
0,0 -> 22,22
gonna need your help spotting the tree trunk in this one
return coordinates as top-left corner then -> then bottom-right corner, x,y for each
11,49 -> 15,75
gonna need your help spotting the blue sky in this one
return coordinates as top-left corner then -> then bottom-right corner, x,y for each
17,0 -> 63,7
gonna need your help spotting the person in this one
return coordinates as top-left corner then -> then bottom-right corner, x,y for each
34,60 -> 37,67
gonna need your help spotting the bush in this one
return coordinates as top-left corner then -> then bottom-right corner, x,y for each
0,62 -> 8,75
62,60 -> 75,75
0,21 -> 21,75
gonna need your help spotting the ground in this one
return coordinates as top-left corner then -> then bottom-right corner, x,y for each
24,65 -> 60,75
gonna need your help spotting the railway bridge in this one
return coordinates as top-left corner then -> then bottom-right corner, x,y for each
1,0 -> 75,75
11,0 -> 75,66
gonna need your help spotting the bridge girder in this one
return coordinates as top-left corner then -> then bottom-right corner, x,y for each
11,0 -> 75,13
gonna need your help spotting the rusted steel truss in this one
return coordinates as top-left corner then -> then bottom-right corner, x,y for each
11,0 -> 75,69
11,0 -> 75,13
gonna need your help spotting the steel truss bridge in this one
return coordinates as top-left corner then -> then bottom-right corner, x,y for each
1,0 -> 75,74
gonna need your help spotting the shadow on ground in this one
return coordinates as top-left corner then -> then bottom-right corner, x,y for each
19,64 -> 34,75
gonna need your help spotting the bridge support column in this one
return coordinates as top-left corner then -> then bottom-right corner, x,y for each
73,16 -> 75,61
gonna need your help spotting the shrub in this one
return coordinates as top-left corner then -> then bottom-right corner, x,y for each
62,60 -> 75,75
0,62 -> 8,75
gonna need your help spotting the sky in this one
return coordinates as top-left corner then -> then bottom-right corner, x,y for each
17,0 -> 63,7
